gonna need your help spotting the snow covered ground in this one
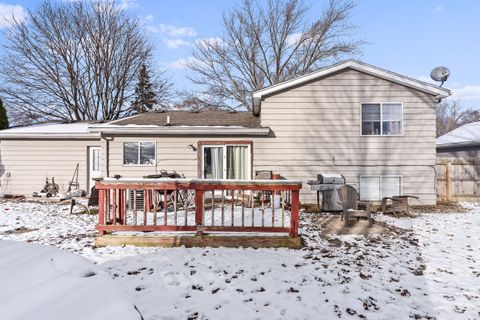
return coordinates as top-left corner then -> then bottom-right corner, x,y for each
0,240 -> 142,320
1,200 -> 479,319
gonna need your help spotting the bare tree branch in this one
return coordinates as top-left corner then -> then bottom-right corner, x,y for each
187,0 -> 363,111
0,0 -> 163,125
436,100 -> 480,137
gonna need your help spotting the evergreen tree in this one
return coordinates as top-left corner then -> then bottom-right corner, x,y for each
131,64 -> 158,113
0,98 -> 9,130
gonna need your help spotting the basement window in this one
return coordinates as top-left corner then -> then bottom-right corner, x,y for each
359,175 -> 403,201
123,142 -> 156,165
361,103 -> 403,135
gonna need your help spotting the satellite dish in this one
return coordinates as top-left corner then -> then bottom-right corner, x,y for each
430,66 -> 450,87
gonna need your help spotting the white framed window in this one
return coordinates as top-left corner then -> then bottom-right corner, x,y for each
361,103 -> 403,136
123,142 -> 156,165
200,143 -> 251,180
359,175 -> 403,201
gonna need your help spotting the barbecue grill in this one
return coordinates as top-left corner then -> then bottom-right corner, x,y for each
307,173 -> 346,212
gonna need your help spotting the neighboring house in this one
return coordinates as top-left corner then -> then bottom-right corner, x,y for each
436,122 -> 480,201
437,121 -> 480,157
0,60 -> 450,204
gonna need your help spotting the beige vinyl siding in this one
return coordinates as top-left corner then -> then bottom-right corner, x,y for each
0,139 -> 100,195
106,137 -> 199,179
255,68 -> 437,205
103,68 -> 437,205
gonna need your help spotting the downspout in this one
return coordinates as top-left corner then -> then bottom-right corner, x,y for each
101,133 -> 110,177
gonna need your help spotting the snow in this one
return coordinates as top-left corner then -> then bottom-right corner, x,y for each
0,122 -> 96,134
436,121 -> 480,146
1,200 -> 480,319
0,240 -> 142,320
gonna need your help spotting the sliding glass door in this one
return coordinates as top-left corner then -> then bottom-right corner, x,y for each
202,144 -> 251,180
203,146 -> 224,179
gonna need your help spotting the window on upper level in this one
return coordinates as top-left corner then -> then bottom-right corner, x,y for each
361,103 -> 403,135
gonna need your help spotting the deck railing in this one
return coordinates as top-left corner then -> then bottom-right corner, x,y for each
95,178 -> 302,238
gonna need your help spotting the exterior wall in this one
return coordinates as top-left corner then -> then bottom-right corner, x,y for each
101,68 -> 437,205
0,139 -> 101,195
437,145 -> 480,158
103,136 -> 251,179
255,68 -> 438,205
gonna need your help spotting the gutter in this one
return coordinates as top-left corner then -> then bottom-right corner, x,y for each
0,133 -> 100,140
88,126 -> 271,136
436,141 -> 480,149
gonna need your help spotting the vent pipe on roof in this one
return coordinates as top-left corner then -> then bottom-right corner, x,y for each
166,116 -> 171,126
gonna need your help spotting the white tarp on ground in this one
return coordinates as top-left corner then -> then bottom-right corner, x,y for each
0,240 -> 142,320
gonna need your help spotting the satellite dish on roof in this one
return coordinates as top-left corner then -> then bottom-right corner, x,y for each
430,66 -> 450,87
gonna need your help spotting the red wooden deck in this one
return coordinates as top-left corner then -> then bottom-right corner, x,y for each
95,178 -> 302,239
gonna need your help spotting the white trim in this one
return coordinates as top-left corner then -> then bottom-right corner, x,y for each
253,60 -> 451,102
359,175 -> 404,201
88,126 -> 270,136
360,102 -> 404,136
0,133 -> 99,139
201,143 -> 252,180
122,141 -> 157,167
88,146 -> 102,191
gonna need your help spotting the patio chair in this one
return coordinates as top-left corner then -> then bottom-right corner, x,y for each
337,184 -> 372,227
248,171 -> 273,207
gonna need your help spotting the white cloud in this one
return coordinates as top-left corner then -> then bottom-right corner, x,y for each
195,37 -> 224,48
163,38 -> 190,49
151,23 -> 197,37
286,32 -> 302,46
165,56 -> 199,70
434,6 -> 443,12
0,3 -> 27,29
117,0 -> 139,10
144,14 -> 154,22
450,85 -> 480,100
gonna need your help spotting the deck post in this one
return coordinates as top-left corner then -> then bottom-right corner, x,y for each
195,190 -> 204,235
290,190 -> 300,238
98,189 -> 105,235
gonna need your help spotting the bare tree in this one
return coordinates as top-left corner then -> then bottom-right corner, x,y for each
187,0 -> 362,111
436,100 -> 480,137
0,0 -> 158,125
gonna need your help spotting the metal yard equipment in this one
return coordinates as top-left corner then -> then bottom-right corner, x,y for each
307,173 -> 346,212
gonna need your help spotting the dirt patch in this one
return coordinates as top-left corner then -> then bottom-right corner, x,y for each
3,227 -> 38,235
412,201 -> 470,214
303,212 -> 400,236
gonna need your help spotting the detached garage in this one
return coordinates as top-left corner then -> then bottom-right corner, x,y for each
0,122 -> 101,196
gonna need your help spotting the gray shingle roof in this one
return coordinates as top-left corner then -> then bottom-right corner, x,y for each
111,110 -> 261,128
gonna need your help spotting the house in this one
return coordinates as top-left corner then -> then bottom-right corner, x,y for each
0,60 -> 450,204
436,122 -> 480,201
437,121 -> 480,157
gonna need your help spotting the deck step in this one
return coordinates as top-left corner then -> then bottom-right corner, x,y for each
95,234 -> 302,249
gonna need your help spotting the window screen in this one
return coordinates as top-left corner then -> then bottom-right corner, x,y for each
360,176 -> 403,200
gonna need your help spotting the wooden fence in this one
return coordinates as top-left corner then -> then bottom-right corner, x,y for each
436,157 -> 480,201
95,178 -> 302,238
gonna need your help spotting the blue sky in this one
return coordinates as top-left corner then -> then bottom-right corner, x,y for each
0,0 -> 479,108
